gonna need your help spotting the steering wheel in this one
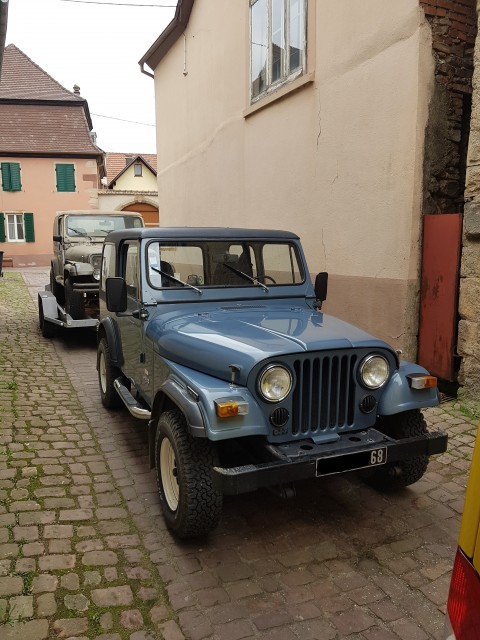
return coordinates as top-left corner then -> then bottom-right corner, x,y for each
257,274 -> 276,284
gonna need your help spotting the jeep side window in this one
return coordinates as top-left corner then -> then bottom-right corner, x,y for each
101,243 -> 116,288
124,243 -> 139,299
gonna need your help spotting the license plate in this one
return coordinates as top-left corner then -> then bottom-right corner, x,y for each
316,447 -> 388,476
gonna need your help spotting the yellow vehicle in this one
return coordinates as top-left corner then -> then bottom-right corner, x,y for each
444,424 -> 480,639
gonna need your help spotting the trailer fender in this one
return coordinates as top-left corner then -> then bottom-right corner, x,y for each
38,289 -> 59,321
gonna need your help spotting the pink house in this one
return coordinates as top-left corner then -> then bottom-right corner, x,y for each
0,45 -> 105,267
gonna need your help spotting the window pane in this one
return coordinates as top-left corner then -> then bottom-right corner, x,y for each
134,164 -> 142,177
289,0 -> 304,72
262,243 -> 303,284
16,215 -> 25,240
7,214 -> 15,240
125,244 -> 139,298
271,0 -> 285,83
251,0 -> 268,98
147,242 -> 204,289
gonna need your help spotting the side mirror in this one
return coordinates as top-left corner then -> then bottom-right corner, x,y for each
105,277 -> 127,313
314,272 -> 328,310
53,235 -> 62,243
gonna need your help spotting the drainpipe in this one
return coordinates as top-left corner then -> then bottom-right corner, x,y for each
0,0 -> 9,79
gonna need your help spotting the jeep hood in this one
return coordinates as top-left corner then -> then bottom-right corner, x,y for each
147,305 -> 394,385
65,241 -> 103,262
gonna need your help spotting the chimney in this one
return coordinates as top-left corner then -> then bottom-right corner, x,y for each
73,84 -> 81,96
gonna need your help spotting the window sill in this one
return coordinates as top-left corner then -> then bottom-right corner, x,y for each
244,72 -> 315,119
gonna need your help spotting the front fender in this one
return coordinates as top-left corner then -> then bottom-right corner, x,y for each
378,361 -> 439,416
97,317 -> 124,368
160,359 -> 268,441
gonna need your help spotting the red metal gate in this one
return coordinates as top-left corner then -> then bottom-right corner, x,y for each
417,213 -> 462,381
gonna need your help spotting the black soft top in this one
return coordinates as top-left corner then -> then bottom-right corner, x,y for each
104,227 -> 300,246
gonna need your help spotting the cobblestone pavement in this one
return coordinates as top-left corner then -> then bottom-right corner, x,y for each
0,268 -> 478,640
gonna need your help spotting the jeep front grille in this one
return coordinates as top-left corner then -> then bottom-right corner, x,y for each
292,354 -> 357,436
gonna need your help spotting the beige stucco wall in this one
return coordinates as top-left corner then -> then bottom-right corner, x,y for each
113,165 -> 158,192
151,0 -> 434,356
0,157 -> 99,266
98,193 -> 159,212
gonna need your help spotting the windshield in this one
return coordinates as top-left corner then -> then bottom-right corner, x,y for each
65,215 -> 143,238
146,240 -> 304,289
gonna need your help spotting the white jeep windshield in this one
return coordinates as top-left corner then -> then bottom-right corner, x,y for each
66,215 -> 143,238
146,240 -> 304,289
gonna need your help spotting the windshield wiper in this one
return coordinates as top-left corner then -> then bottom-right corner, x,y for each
150,266 -> 202,295
222,263 -> 269,292
67,227 -> 93,241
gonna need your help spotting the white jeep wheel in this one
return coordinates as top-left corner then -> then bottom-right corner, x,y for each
160,437 -> 179,511
155,410 -> 223,538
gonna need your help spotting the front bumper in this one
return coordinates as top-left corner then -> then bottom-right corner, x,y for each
72,281 -> 99,294
214,427 -> 448,495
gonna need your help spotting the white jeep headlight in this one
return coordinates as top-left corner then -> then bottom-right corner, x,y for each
359,355 -> 389,389
258,365 -> 292,402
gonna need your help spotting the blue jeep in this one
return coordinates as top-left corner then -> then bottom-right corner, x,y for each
97,228 -> 447,538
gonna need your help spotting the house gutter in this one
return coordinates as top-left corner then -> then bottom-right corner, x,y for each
0,0 -> 9,79
138,0 -> 194,77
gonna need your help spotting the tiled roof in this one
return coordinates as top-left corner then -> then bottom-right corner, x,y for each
0,44 -> 83,101
105,153 -> 158,183
0,103 -> 103,155
0,44 -> 103,156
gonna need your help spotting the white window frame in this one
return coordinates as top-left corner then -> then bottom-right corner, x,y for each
250,0 -> 307,103
6,213 -> 26,242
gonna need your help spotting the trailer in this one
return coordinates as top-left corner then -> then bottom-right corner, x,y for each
38,286 -> 99,338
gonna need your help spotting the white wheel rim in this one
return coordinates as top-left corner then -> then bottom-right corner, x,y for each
160,438 -> 179,511
99,350 -> 107,393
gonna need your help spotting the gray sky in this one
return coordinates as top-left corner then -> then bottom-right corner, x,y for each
5,0 -> 177,153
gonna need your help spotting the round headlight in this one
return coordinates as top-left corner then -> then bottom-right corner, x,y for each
258,365 -> 292,402
360,355 -> 389,389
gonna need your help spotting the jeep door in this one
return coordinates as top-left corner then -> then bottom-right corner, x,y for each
116,241 -> 148,394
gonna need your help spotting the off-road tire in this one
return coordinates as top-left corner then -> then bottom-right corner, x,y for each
38,302 -> 56,339
50,267 -> 64,304
64,277 -> 85,320
155,410 -> 223,538
361,409 -> 429,491
98,338 -> 122,409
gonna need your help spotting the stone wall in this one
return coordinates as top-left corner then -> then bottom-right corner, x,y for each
420,0 -> 477,214
459,1 -> 480,413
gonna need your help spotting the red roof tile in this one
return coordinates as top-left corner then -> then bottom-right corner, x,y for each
0,44 -> 83,101
0,103 -> 102,155
0,44 -> 103,156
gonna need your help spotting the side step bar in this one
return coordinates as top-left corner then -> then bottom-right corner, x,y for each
114,379 -> 151,420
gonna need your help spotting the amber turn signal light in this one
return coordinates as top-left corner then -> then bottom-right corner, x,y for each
407,375 -> 437,390
215,400 -> 249,418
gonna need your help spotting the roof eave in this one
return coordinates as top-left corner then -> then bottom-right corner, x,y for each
138,0 -> 195,75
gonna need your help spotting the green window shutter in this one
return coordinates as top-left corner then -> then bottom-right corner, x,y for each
9,164 -> 22,191
1,163 -> 11,191
0,213 -> 5,242
24,213 -> 35,242
55,164 -> 75,192
1,163 -> 22,191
